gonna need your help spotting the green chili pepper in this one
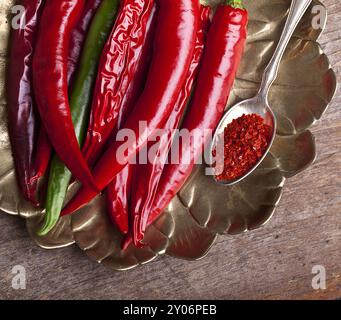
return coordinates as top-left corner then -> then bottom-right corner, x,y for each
38,0 -> 120,236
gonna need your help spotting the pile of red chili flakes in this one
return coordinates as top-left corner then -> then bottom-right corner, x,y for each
214,114 -> 272,181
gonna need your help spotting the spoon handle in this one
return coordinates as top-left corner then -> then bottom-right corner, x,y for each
259,0 -> 312,98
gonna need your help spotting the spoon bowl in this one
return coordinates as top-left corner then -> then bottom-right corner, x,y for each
211,96 -> 276,186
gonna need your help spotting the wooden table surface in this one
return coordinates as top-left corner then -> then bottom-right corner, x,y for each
0,0 -> 340,300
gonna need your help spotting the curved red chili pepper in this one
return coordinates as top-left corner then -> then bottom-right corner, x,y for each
129,5 -> 212,247
32,0 -> 98,191
106,2 -> 157,235
146,3 -> 248,229
33,0 -> 102,195
7,0 -> 45,206
82,0 -> 155,169
106,166 -> 133,234
68,0 -> 102,86
61,0 -> 200,216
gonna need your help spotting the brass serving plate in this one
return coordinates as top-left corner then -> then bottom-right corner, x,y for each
0,0 -> 336,271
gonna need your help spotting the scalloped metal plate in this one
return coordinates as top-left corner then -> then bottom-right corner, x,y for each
0,0 -> 336,271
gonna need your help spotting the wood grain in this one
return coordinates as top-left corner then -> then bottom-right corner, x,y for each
0,0 -> 340,300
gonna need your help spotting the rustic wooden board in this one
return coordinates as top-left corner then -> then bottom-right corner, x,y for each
0,0 -> 340,300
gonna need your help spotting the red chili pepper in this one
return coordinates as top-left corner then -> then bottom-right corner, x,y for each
32,0 -> 98,191
82,0 -> 155,169
7,0 -> 45,206
106,165 -> 133,234
214,114 -> 272,181
61,0 -> 200,216
34,0 -> 102,186
145,0 -> 248,232
129,5 -> 212,247
68,0 -> 102,86
106,2 -> 157,235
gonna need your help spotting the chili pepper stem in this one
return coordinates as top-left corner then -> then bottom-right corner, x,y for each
201,1 -> 244,9
199,0 -> 210,6
226,0 -> 244,9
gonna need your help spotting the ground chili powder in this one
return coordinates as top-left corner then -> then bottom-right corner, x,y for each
214,114 -> 272,181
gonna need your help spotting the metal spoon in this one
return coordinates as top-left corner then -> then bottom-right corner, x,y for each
211,0 -> 312,185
